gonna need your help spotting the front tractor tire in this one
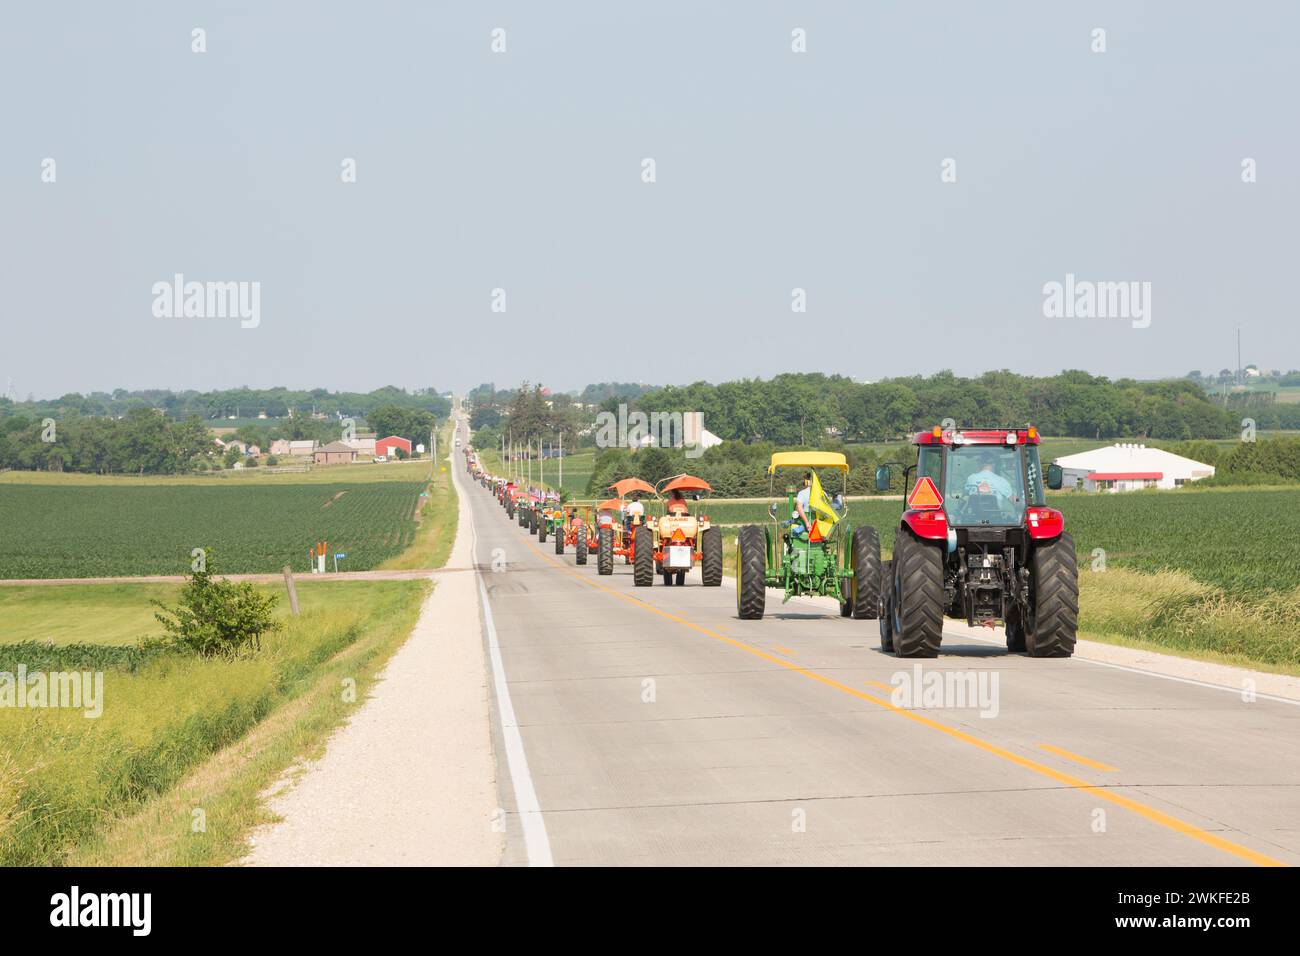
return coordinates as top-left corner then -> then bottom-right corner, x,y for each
700,528 -> 723,587
633,526 -> 654,587
850,526 -> 882,620
597,528 -> 613,575
553,526 -> 563,554
735,525 -> 766,620
891,532 -> 944,658
538,518 -> 547,544
1023,532 -> 1079,658
575,532 -> 588,565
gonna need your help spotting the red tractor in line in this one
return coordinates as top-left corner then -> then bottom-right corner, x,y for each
873,425 -> 1077,658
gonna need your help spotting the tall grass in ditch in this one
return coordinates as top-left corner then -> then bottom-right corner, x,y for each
0,580 -> 425,866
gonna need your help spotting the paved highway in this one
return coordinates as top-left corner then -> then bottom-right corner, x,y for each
456,426 -> 1299,867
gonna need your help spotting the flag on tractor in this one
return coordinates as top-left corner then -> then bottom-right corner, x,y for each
807,470 -> 839,541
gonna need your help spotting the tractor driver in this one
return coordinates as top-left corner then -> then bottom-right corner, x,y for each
624,493 -> 645,531
666,489 -> 689,515
965,452 -> 1013,498
793,471 -> 814,537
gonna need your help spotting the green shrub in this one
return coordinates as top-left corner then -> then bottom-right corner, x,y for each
152,555 -> 281,658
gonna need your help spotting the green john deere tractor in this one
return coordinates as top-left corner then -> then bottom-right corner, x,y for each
735,452 -> 881,620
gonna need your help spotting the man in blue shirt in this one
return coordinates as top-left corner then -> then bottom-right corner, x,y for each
964,452 -> 1013,498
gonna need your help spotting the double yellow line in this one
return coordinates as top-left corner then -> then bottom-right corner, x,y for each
521,538 -> 1286,867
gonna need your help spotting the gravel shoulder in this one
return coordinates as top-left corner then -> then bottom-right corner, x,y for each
244,446 -> 502,866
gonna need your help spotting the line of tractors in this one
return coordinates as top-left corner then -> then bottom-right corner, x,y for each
462,423 -> 1078,659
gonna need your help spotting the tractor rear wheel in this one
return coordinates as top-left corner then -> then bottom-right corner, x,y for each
633,526 -> 654,587
597,528 -> 613,575
700,528 -> 722,586
891,532 -> 944,658
735,526 -> 766,620
878,559 -> 895,652
1024,533 -> 1079,658
850,526 -> 882,620
575,532 -> 588,565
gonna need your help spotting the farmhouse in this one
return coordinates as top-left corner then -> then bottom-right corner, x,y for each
1054,443 -> 1214,492
314,441 -> 357,465
288,439 -> 318,456
375,435 -> 412,458
345,436 -> 377,455
269,439 -> 292,456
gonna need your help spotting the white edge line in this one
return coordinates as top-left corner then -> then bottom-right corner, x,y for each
461,422 -> 555,867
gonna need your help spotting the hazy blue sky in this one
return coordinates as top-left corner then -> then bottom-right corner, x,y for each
2,1 -> 1296,399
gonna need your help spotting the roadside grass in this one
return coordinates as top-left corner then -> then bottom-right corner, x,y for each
0,579 -> 414,646
0,435 -> 461,866
375,422 -> 458,571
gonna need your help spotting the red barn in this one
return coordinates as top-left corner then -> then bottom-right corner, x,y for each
375,435 -> 413,458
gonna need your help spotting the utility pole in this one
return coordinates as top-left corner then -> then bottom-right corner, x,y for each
558,430 -> 563,490
429,426 -> 436,481
538,436 -> 544,488
1237,327 -> 1242,385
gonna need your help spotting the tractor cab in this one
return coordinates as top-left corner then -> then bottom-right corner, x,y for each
873,425 -> 1077,658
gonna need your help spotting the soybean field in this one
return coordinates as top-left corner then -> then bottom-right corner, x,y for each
0,481 -> 427,578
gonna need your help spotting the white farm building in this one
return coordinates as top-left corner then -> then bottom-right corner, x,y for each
1054,443 -> 1215,493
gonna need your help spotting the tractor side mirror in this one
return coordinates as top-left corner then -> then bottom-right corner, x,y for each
1047,463 -> 1063,490
874,465 -> 891,492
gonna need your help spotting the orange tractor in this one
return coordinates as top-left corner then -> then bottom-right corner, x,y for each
551,503 -> 597,564
594,478 -> 655,576
632,474 -> 723,587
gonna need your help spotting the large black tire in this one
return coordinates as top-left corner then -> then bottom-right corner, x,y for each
700,528 -> 722,587
633,526 -> 654,587
1024,533 -> 1079,658
538,516 -> 547,543
735,525 -> 766,620
878,559 -> 895,652
850,526 -> 882,620
891,532 -> 945,658
1004,608 -> 1027,653
554,526 -> 564,554
597,528 -> 613,575
575,532 -> 588,565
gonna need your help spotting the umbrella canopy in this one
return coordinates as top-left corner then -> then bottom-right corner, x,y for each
609,477 -> 656,497
661,474 -> 713,494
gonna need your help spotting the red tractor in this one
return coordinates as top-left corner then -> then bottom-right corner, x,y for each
873,425 -> 1077,658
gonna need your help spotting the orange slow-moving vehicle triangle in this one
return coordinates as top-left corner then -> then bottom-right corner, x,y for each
907,475 -> 943,509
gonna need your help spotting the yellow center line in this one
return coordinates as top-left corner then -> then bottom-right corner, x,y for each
1039,743 -> 1120,773
773,646 -> 797,656
518,536 -> 1286,867
866,680 -> 895,693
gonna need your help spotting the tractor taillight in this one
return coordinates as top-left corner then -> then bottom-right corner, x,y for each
672,529 -> 686,542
